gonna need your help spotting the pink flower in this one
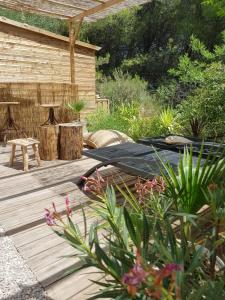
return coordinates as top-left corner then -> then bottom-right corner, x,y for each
123,264 -> 147,287
65,195 -> 72,217
135,176 -> 166,204
82,169 -> 105,196
157,263 -> 183,280
45,209 -> 55,226
164,263 -> 182,273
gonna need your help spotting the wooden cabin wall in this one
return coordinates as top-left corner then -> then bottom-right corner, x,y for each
0,22 -> 97,114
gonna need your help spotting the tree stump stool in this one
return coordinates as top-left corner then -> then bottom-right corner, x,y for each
38,126 -> 58,161
7,138 -> 41,172
59,123 -> 83,160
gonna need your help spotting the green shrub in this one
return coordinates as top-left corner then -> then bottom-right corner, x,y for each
97,70 -> 153,111
87,103 -> 183,140
87,105 -> 172,140
87,109 -> 129,134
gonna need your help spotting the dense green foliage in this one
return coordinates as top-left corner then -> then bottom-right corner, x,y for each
1,1 -> 223,87
173,35 -> 225,137
81,0 -> 224,85
97,70 -> 153,109
82,0 -> 225,139
87,105 -> 180,140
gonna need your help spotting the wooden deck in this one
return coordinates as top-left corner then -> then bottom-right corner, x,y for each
0,144 -> 137,299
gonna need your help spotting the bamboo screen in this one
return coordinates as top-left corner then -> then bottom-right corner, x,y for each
0,82 -> 78,140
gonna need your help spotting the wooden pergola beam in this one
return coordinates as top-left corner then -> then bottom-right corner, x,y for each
69,17 -> 84,84
0,0 -> 152,21
44,0 -> 86,12
91,0 -> 106,3
73,0 -> 125,20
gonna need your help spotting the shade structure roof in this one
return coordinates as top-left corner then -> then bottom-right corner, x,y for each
0,0 -> 150,21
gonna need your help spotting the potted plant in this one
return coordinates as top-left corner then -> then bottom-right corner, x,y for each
66,100 -> 85,122
66,100 -> 88,133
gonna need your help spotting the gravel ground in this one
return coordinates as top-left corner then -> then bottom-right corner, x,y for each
0,228 -> 50,300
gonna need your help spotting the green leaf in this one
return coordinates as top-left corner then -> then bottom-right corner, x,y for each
187,246 -> 205,273
95,243 -> 121,279
142,213 -> 150,253
123,208 -> 140,247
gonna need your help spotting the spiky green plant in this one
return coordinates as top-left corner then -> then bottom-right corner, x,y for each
67,100 -> 85,121
158,145 -> 225,214
159,107 -> 181,134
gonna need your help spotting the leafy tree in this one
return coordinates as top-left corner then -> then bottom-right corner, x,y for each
174,36 -> 225,137
80,8 -> 137,75
80,0 -> 224,85
203,0 -> 225,16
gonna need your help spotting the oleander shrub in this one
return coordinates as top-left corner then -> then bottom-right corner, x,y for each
45,148 -> 225,299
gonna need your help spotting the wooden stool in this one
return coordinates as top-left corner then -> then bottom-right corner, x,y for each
7,138 -> 41,172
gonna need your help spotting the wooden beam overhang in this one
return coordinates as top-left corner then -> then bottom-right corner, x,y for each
73,0 -> 125,20
0,0 -> 140,20
45,0 -> 86,12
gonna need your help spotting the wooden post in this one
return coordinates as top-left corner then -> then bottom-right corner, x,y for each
69,17 -> 83,84
59,123 -> 83,160
38,126 -> 58,161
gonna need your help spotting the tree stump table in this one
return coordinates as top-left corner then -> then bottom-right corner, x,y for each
38,126 -> 58,161
59,123 -> 83,160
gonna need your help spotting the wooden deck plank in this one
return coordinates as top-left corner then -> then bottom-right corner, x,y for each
46,267 -> 103,300
0,158 -> 98,201
10,203 -> 100,288
0,187 -> 91,235
0,164 -> 21,177
17,213 -> 95,259
0,143 -> 137,299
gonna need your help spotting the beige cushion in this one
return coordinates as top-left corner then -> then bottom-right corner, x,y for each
165,135 -> 192,145
84,130 -> 134,149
